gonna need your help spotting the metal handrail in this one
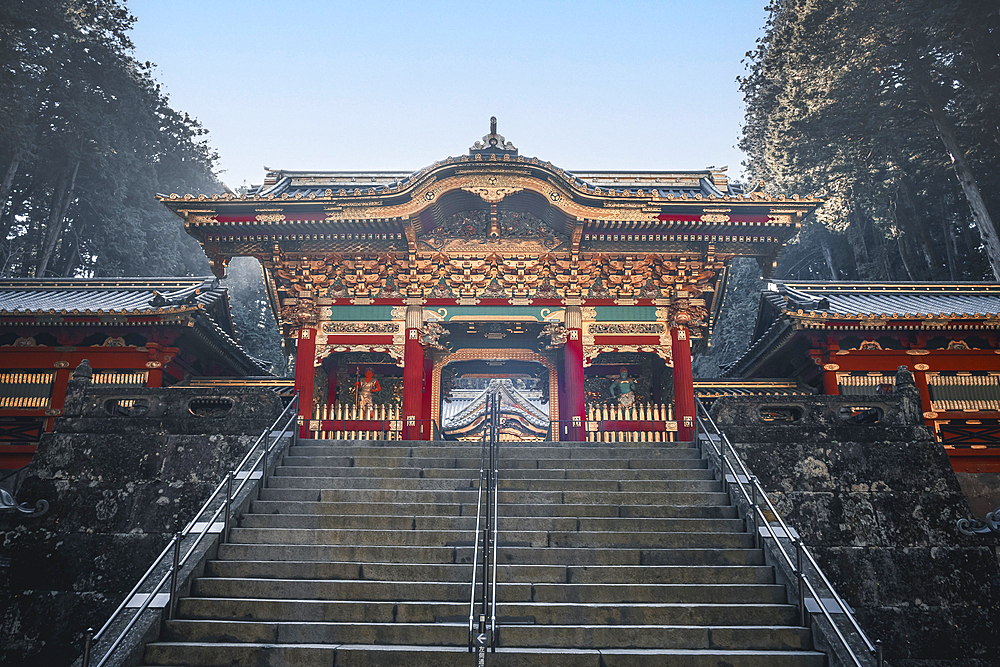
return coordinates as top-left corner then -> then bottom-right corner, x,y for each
82,393 -> 300,667
695,397 -> 884,667
467,393 -> 500,655
467,411 -> 488,650
489,395 -> 499,650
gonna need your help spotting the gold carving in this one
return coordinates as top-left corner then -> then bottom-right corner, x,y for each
914,363 -> 930,371
460,174 -> 525,203
256,213 -> 286,223
539,322 -> 568,349
823,363 -> 840,371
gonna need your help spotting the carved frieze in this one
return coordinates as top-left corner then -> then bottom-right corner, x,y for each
322,322 -> 399,334
589,323 -> 665,335
265,248 -> 723,337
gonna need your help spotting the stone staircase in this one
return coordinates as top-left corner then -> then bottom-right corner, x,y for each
139,438 -> 826,666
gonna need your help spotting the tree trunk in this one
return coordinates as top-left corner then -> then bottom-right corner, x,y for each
920,77 -> 1000,279
819,236 -> 838,280
35,159 -> 80,277
895,175 -> 943,278
895,235 -> 916,280
846,208 -> 877,280
0,149 -> 23,220
53,227 -> 81,276
942,211 -> 958,282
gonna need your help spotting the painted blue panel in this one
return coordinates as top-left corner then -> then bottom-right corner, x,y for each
594,306 -> 657,321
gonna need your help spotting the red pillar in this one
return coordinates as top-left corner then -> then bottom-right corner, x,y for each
562,306 -> 585,441
671,326 -> 695,442
293,326 -> 317,438
564,329 -> 585,441
822,366 -> 840,395
403,306 -> 424,440
913,367 -> 933,416
47,365 -> 72,431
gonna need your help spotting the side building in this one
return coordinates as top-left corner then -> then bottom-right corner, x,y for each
0,277 -> 267,469
727,280 -> 1000,514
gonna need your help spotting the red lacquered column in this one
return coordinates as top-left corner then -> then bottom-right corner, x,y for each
293,326 -> 317,438
671,325 -> 695,442
403,306 -> 424,440
564,306 -> 586,441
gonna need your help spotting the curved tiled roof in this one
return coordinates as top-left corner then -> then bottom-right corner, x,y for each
725,281 -> 1000,379
769,281 -> 1000,319
245,167 -> 740,201
0,277 -> 268,375
0,277 -> 223,316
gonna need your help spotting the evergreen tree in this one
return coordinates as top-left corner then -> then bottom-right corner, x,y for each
0,0 -> 217,278
739,0 -> 1000,281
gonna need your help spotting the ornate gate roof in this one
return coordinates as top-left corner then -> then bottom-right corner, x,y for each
159,120 -> 822,341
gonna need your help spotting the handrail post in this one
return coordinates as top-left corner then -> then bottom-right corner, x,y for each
796,539 -> 807,627
875,639 -> 884,667
81,627 -> 93,667
167,533 -> 181,621
222,471 -> 233,544
750,483 -> 760,551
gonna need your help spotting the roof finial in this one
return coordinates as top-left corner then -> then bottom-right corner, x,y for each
470,117 -> 517,155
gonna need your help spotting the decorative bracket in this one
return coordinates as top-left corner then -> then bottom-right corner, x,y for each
417,321 -> 450,351
538,322 -> 568,349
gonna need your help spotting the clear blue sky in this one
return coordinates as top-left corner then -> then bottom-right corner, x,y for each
129,0 -> 768,190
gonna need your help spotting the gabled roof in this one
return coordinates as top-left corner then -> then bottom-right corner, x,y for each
726,281 -> 1000,379
0,277 -> 268,376
249,168 -> 740,201
762,281 -> 1000,324
443,379 -> 549,432
0,277 -> 225,319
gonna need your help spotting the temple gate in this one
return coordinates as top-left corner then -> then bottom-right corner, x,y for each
161,120 -> 820,440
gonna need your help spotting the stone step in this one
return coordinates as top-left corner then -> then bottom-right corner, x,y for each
159,619 -> 812,650
333,457 -> 707,470
263,475 -> 724,493
190,577 -> 786,604
271,464 -> 714,480
248,499 -> 740,519
284,451 -> 703,464
141,643 -> 825,667
422,466 -> 715,480
203,561 -> 776,585
214,543 -> 765,566
226,527 -> 757,550
137,433 -> 824,666
257,487 -> 733,505
176,597 -> 800,626
285,444 -> 701,459
280,456 -> 711,472
237,513 -> 747,533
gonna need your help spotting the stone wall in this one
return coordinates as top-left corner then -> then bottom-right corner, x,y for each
0,363 -> 283,667
709,377 -> 999,666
